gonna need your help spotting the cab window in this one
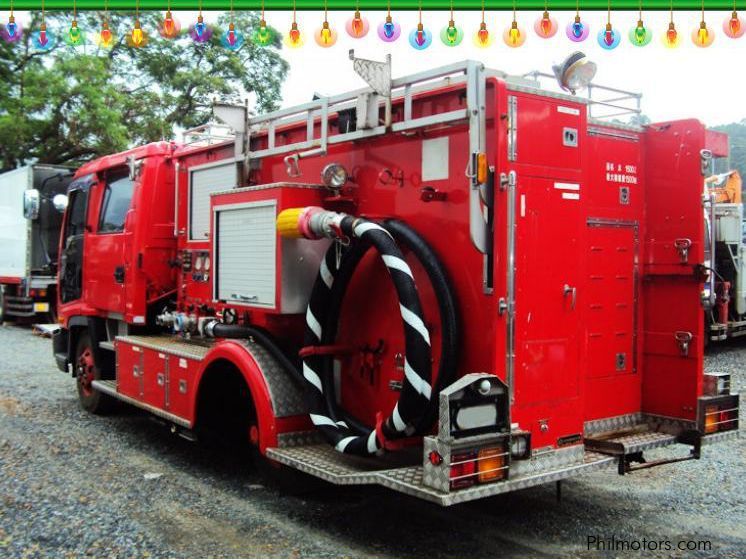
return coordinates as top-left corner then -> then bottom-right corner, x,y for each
98,168 -> 134,233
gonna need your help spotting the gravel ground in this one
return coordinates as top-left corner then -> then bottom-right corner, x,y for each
0,323 -> 744,558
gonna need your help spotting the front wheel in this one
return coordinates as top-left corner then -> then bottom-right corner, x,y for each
75,333 -> 115,414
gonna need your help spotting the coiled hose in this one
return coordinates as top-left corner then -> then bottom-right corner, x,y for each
320,220 -> 459,436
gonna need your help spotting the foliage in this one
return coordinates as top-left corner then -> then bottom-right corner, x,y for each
0,11 -> 287,170
711,120 -> 746,186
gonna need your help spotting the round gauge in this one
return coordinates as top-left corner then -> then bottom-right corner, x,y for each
194,255 -> 204,271
203,255 -> 211,271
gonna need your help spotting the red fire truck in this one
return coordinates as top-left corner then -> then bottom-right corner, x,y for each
52,53 -> 739,506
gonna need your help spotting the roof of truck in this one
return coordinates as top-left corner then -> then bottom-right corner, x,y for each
75,142 -> 177,177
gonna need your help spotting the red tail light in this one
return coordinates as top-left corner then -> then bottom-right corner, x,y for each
449,451 -> 477,490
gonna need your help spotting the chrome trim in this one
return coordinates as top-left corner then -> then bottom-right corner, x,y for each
507,96 -> 517,162
173,161 -> 180,237
467,60 -> 488,255
505,170 -> 517,404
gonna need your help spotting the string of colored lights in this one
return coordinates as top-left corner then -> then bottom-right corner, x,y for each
2,2 -> 745,49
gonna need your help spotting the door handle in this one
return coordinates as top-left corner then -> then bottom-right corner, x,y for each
114,266 -> 125,284
563,284 -> 577,310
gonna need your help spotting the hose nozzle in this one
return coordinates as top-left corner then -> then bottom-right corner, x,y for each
277,206 -> 347,240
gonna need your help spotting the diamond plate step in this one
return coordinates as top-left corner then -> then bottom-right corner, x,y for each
266,443 -> 616,507
585,424 -> 677,455
115,335 -> 213,360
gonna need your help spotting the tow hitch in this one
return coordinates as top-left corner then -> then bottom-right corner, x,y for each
585,427 -> 702,475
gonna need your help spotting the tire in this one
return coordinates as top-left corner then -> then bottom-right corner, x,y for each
74,333 -> 115,414
0,286 -> 5,325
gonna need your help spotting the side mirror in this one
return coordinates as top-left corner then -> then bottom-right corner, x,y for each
52,194 -> 69,213
23,189 -> 40,220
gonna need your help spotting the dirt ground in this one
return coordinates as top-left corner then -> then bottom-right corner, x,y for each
0,323 -> 744,558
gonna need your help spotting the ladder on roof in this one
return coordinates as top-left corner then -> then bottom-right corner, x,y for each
245,54 -> 487,172
204,56 -> 489,258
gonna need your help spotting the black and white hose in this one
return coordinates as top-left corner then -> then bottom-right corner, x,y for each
278,207 -> 434,456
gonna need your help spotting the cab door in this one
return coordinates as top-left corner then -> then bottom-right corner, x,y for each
59,177 -> 93,304
84,167 -> 135,317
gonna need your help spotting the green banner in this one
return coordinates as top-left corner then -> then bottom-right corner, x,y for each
0,1 -> 735,9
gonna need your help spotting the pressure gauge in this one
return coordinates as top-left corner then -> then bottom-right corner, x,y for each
194,255 -> 204,271
203,255 -> 211,271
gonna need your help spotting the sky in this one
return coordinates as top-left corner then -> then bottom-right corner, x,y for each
9,9 -> 746,127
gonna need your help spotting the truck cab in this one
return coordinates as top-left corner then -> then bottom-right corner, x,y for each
54,142 -> 178,375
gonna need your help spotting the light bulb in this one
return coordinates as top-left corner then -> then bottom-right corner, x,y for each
32,23 -> 56,51
474,21 -> 492,47
377,15 -> 401,42
534,11 -> 558,38
2,14 -> 23,43
131,22 -> 144,46
285,21 -> 303,47
221,22 -> 244,50
629,19 -> 651,46
190,15 -> 212,43
346,10 -> 369,38
66,19 -> 84,45
663,21 -> 679,47
315,21 -> 337,47
723,11 -> 745,38
253,19 -> 272,46
597,22 -> 620,49
440,19 -> 463,46
159,10 -> 181,39
566,16 -> 589,42
408,22 -> 432,49
692,20 -> 714,47
98,21 -> 114,48
503,20 -> 526,47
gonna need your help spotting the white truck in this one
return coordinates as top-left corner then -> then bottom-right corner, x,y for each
0,165 -> 74,323
705,168 -> 746,341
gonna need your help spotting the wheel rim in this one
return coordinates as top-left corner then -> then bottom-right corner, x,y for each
77,347 -> 96,397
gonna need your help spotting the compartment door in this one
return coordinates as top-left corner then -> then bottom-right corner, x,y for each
642,120 -> 706,421
514,176 -> 582,405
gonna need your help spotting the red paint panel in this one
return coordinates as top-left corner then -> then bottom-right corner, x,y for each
512,175 -> 583,447
705,129 -> 729,158
142,350 -> 168,410
168,354 -> 196,420
641,121 -> 705,420
115,340 -> 142,400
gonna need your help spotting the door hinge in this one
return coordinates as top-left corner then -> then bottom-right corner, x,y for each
507,96 -> 518,162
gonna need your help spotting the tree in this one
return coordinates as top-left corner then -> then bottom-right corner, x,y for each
0,11 -> 287,170
712,120 -> 746,191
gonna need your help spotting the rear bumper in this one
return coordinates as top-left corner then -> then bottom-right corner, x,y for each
2,295 -> 51,317
268,409 -> 740,507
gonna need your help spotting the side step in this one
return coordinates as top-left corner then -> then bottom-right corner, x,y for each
585,424 -> 701,475
91,379 -> 192,429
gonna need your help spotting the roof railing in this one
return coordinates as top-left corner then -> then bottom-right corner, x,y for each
521,70 -> 642,120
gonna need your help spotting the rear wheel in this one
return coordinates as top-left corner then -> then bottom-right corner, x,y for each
75,333 -> 115,414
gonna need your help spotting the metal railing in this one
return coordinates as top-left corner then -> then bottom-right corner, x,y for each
522,70 -> 642,121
